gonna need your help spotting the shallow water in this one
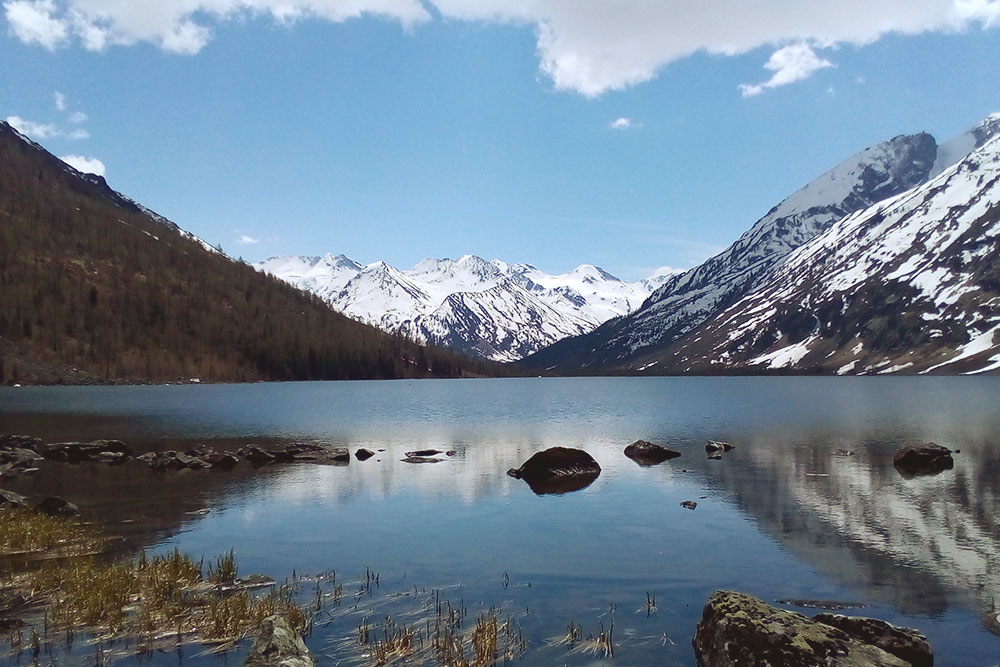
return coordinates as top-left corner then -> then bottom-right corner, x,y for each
2,377 -> 999,665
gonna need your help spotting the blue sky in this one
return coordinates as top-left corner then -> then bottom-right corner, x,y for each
2,1 -> 999,280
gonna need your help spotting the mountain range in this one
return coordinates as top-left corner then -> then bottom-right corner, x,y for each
523,113 -> 1000,375
256,254 -> 676,362
4,106 -> 997,379
0,121 -> 502,384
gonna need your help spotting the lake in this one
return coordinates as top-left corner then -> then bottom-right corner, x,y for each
2,377 -> 999,665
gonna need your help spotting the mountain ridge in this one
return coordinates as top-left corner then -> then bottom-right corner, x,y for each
522,114 -> 1000,374
0,120 -> 503,384
255,254 -> 677,362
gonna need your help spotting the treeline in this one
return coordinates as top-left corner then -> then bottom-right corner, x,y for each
0,122 -> 508,384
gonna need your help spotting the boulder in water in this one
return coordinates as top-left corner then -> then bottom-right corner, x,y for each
893,443 -> 953,477
693,590 -> 929,666
507,447 -> 601,495
624,440 -> 681,466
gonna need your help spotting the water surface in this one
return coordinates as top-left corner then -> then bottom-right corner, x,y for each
2,377 -> 999,665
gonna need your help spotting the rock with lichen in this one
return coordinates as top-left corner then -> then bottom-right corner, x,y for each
693,591 -> 930,666
244,615 -> 313,667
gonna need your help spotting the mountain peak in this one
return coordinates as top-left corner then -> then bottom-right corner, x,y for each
256,253 -> 657,361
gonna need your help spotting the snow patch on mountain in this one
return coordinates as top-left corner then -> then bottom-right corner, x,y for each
255,254 -> 667,361
673,129 -> 1000,375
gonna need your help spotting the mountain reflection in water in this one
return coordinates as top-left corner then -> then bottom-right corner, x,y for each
700,429 -> 1000,617
2,377 -> 999,665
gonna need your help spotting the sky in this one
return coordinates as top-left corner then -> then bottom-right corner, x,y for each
1,1 -> 999,281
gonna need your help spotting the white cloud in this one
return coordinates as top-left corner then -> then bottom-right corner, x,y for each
5,0 -> 430,54
432,0 -> 1000,96
610,117 -> 631,130
54,90 -> 66,110
4,1 -> 1000,94
650,265 -> 685,278
7,112 -> 90,140
739,43 -> 834,97
238,234 -> 260,245
4,0 -> 67,49
69,110 -> 87,123
59,154 -> 105,176
6,115 -> 61,139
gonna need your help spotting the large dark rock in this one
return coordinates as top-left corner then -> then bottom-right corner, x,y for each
893,443 -> 953,477
507,447 -> 601,495
355,448 -> 375,461
813,613 -> 933,667
39,440 -> 132,463
244,615 -> 313,667
693,590 -> 921,666
35,496 -> 79,517
624,440 -> 681,466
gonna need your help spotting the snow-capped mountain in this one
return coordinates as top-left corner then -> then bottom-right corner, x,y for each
660,119 -> 1000,375
255,254 -> 674,362
524,117 -> 997,373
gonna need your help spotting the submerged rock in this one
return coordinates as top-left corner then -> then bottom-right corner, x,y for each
893,443 -> 953,477
681,500 -> 698,510
705,440 -> 734,453
406,449 -> 443,458
244,614 -> 313,667
507,447 -> 601,495
693,590 -> 927,666
402,456 -> 443,464
624,440 -> 681,466
285,443 -> 349,464
39,440 -> 132,463
776,599 -> 871,611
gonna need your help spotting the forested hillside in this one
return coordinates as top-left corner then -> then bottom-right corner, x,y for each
0,122 -> 502,384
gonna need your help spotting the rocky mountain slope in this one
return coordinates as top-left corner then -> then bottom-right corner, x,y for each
256,254 -> 675,362
524,114 -> 1000,375
0,121 -> 502,384
659,122 -> 1000,375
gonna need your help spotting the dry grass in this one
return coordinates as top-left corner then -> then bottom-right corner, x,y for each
1,509 -> 306,655
0,508 -> 102,556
